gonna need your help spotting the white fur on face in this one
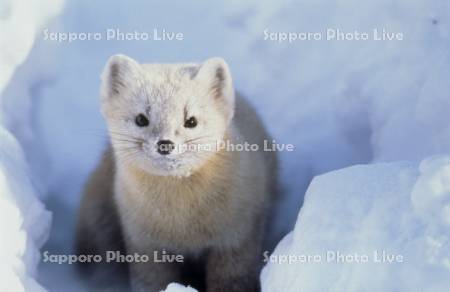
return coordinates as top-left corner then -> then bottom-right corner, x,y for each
100,54 -> 235,177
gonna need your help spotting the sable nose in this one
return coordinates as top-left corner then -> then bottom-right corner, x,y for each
156,140 -> 175,155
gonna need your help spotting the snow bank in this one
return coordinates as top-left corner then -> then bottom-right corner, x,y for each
261,159 -> 450,292
0,128 -> 51,292
0,0 -> 63,93
411,157 -> 450,268
0,0 -> 63,291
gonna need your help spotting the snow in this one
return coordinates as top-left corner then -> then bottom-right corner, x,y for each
411,157 -> 450,268
0,127 -> 51,292
0,0 -> 62,291
162,283 -> 197,292
1,0 -> 450,291
261,160 -> 450,292
0,0 -> 63,94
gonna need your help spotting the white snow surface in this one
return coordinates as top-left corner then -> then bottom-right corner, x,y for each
0,0 -> 63,94
261,159 -> 450,292
0,128 -> 51,291
0,0 -> 61,291
162,283 -> 197,292
1,0 -> 450,291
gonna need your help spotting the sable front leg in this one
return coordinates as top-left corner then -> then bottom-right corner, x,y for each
127,245 -> 182,292
206,236 -> 262,292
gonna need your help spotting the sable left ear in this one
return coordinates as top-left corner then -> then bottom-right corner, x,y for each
100,54 -> 141,100
197,57 -> 235,119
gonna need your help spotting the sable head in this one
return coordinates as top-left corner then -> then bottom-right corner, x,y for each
100,54 -> 235,176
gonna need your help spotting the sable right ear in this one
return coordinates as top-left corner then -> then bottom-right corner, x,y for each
101,54 -> 140,99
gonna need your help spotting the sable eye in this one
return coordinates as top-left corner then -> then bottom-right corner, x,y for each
135,114 -> 149,127
184,117 -> 197,128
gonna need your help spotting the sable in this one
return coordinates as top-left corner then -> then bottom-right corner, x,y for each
76,55 -> 279,292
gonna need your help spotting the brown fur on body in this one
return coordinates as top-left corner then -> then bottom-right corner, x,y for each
75,150 -> 129,291
76,56 -> 278,292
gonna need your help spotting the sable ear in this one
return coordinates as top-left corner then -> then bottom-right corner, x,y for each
101,54 -> 140,99
196,57 -> 235,120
